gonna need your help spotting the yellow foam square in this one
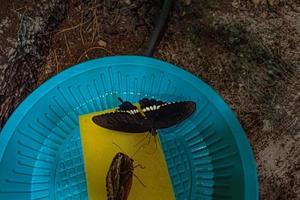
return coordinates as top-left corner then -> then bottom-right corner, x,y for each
79,108 -> 175,200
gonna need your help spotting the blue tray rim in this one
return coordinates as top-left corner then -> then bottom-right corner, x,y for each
0,55 -> 259,199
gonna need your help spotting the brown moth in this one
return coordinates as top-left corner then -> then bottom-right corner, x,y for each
106,152 -> 134,200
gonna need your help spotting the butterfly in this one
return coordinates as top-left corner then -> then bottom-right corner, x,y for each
92,98 -> 196,135
106,152 -> 134,200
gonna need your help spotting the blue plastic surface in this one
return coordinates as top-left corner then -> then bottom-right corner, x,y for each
0,56 -> 258,200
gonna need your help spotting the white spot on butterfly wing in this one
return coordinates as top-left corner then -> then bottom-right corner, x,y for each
123,109 -> 140,115
142,107 -> 153,112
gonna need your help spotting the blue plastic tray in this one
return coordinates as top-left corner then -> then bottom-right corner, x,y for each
0,56 -> 258,199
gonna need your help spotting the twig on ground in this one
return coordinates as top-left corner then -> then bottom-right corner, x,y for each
13,6 -> 27,12
64,32 -> 72,56
77,46 -> 113,63
0,46 -> 4,55
55,21 -> 89,35
94,8 -> 100,42
91,8 -> 97,44
13,7 -> 28,38
80,12 -> 85,46
80,3 -> 102,13
54,49 -> 59,73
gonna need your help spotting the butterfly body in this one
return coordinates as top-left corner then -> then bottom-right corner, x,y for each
106,152 -> 134,200
92,98 -> 196,134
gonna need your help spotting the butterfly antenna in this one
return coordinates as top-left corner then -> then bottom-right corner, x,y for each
132,133 -> 156,158
145,132 -> 160,155
134,134 -> 149,147
112,142 -> 126,154
154,136 -> 157,153
117,97 -> 124,103
146,134 -> 152,146
134,164 -> 146,169
131,138 -> 149,158
144,137 -> 158,155
154,135 -> 158,153
133,174 -> 146,188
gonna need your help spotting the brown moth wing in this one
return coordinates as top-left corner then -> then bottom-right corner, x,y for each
119,173 -> 133,200
119,157 -> 133,200
106,153 -> 122,200
106,152 -> 134,200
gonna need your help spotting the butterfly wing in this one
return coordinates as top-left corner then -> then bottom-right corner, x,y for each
92,99 -> 151,133
139,98 -> 196,129
92,112 -> 150,133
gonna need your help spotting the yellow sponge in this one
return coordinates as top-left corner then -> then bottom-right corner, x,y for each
79,108 -> 175,200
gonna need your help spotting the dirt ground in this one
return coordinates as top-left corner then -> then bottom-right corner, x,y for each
0,0 -> 299,199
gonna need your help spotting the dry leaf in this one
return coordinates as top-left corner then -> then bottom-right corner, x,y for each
97,40 -> 107,47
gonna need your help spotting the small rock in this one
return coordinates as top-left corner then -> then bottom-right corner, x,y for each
262,119 -> 272,132
260,12 -> 268,19
97,40 -> 107,47
252,0 -> 262,6
6,47 -> 15,57
182,0 -> 192,6
267,0 -> 275,6
231,0 -> 239,8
